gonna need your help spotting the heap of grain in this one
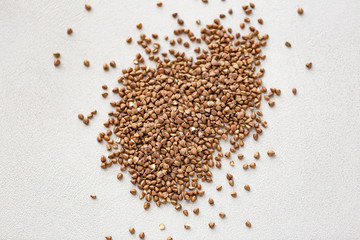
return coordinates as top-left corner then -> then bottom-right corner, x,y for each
98,17 -> 268,210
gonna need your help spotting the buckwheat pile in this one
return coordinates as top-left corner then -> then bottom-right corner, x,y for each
96,6 -> 269,210
63,1 -> 312,238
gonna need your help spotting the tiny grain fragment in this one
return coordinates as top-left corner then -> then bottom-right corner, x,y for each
83,119 -> 89,125
54,59 -> 60,67
85,4 -> 91,11
83,60 -> 90,67
109,61 -> 116,68
159,223 -> 165,230
209,222 -> 215,229
267,150 -> 275,156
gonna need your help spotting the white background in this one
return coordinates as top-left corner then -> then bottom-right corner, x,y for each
1,0 -> 360,239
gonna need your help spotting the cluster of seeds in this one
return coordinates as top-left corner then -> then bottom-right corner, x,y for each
53,52 -> 61,66
65,2 -> 311,239
78,109 -> 97,125
97,10 -> 270,211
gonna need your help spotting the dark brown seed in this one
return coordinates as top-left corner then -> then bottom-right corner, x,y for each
306,62 -> 312,69
129,227 -> 135,234
83,60 -> 90,67
53,52 -> 60,58
183,210 -> 189,216
144,202 -> 150,209
285,41 -> 291,47
297,8 -> 304,15
208,198 -> 214,205
228,9 -> 233,14
67,28 -> 73,35
102,93 -> 108,98
85,4 -> 91,11
209,222 -> 215,229
244,184 -> 250,191
109,61 -> 116,68
175,203 -> 182,211
246,221 -> 252,227
130,189 -> 137,195
117,173 -> 123,179
78,114 -> 84,120
103,63 -> 109,71
139,232 -> 145,239
172,13 -> 178,18
83,118 -> 89,125
177,19 -> 184,25
136,23 -> 142,29
292,88 -> 297,95
156,1 -> 162,7
219,212 -> 226,218
250,2 -> 255,8
267,150 -> 275,156
258,18 -> 263,24
54,59 -> 60,66
193,208 -> 199,215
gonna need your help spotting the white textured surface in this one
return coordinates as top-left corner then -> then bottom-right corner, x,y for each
0,0 -> 360,239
